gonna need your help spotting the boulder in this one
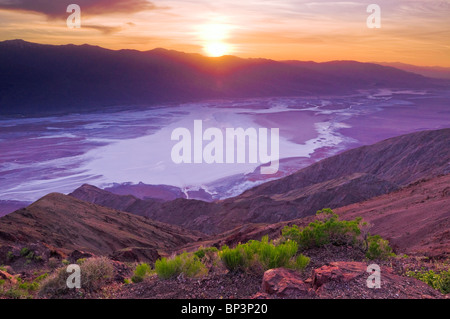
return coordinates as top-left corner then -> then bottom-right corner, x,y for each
313,261 -> 367,288
261,268 -> 313,298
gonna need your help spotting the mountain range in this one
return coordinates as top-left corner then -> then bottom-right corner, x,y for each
1,39 -> 448,116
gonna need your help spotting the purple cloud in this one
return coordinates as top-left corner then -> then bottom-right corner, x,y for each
0,0 -> 158,19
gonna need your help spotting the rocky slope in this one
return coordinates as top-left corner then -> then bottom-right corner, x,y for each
0,193 -> 202,260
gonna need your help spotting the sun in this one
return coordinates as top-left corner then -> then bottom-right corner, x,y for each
204,42 -> 230,57
198,23 -> 233,57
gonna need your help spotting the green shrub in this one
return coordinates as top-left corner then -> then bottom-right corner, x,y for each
282,209 -> 361,250
18,281 -> 39,292
155,253 -> 207,280
76,258 -> 87,265
219,236 -> 299,272
254,237 -> 298,270
366,235 -> 394,260
131,263 -> 151,283
35,273 -> 48,282
407,270 -> 450,294
62,259 -> 70,266
6,251 -> 14,261
293,254 -> 311,272
5,288 -> 26,299
20,247 -> 30,257
193,246 -> 218,260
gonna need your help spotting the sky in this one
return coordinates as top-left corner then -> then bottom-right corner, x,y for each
0,0 -> 449,66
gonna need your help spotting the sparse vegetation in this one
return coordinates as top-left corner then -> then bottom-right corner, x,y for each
79,257 -> 114,291
20,247 -> 30,257
407,269 -> 450,294
155,253 -> 207,280
39,257 -> 114,297
76,258 -> 87,265
281,209 -> 394,261
282,209 -> 362,250
218,236 -> 308,273
294,254 -> 311,271
131,263 -> 151,283
6,251 -> 14,261
365,235 -> 395,260
194,246 -> 218,260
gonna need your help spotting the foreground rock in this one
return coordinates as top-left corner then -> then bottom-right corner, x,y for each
260,268 -> 314,298
255,262 -> 446,299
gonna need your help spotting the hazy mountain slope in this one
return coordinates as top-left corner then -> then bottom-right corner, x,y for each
335,174 -> 450,257
245,128 -> 450,197
377,62 -> 450,80
0,193 -> 202,256
71,129 -> 450,234
0,40 -> 444,115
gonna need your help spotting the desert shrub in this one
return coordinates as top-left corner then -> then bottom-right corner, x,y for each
6,251 -> 14,261
194,246 -> 219,260
407,270 -> 450,294
76,258 -> 86,265
4,288 -> 26,299
18,281 -> 39,292
48,257 -> 60,269
155,253 -> 207,280
20,247 -> 30,257
282,209 -> 361,250
80,257 -> 114,291
35,273 -> 48,282
293,254 -> 311,272
39,257 -> 114,296
38,267 -> 69,297
131,263 -> 151,283
219,236 -> 299,272
253,237 -> 298,270
218,245 -> 248,271
366,235 -> 394,260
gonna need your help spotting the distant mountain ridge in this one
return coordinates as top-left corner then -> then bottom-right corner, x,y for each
0,39 -> 446,115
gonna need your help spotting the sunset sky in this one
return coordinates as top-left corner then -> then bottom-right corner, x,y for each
0,0 -> 449,66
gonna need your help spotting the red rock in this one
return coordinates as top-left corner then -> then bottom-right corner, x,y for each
313,262 -> 367,288
0,270 -> 17,284
261,268 -> 312,298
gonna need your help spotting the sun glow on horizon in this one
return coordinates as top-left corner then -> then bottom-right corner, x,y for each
198,22 -> 233,57
204,42 -> 230,57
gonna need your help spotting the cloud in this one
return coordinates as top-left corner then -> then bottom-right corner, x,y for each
84,24 -> 124,35
0,0 -> 159,19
